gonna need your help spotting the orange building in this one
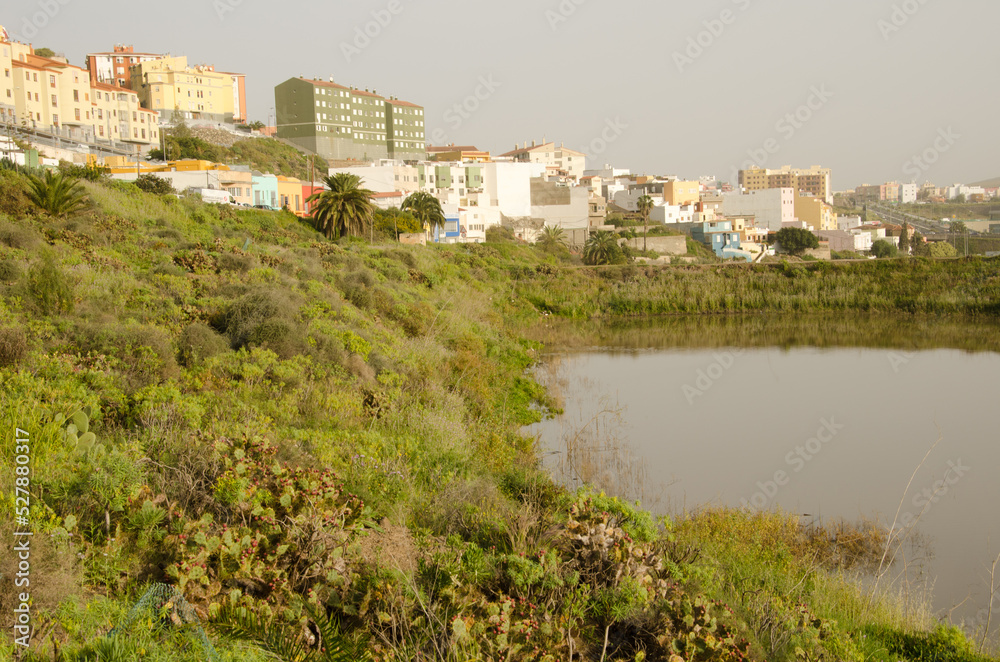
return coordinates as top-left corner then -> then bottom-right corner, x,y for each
86,45 -> 163,89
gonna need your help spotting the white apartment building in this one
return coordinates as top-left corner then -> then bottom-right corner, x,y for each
721,188 -> 797,232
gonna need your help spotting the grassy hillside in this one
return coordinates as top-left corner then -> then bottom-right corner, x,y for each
152,125 -> 328,180
1,169 -> 997,661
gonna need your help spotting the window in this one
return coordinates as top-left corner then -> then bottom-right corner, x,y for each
51,94 -> 57,106
73,89 -> 79,102
74,108 -> 80,120
49,75 -> 56,87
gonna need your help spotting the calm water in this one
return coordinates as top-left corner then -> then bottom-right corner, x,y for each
528,317 -> 1000,633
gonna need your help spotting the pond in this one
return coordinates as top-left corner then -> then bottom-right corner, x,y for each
527,315 -> 1000,637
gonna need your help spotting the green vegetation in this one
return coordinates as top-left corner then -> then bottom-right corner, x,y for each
401,191 -> 446,233
26,170 -> 89,218
150,124 -> 327,180
637,195 -> 654,253
308,173 -> 375,239
775,227 -> 820,256
0,169 -> 997,660
871,239 -> 899,258
584,231 -> 627,266
134,174 -> 175,196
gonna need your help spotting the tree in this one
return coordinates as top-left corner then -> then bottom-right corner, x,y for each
26,170 -> 88,218
636,195 -> 654,252
583,231 -> 626,266
950,220 -> 967,235
374,207 -> 422,238
307,173 -> 375,240
134,174 -> 174,195
871,239 -> 898,258
537,225 -> 568,252
401,191 -> 446,237
912,231 -> 929,257
35,47 -> 56,58
774,227 -> 819,256
929,241 -> 958,258
899,223 -> 910,254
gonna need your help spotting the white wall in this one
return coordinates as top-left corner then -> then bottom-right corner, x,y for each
721,188 -> 795,231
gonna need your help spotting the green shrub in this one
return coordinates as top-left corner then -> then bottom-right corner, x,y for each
0,325 -> 28,367
216,252 -> 255,273
25,253 -> 75,315
178,323 -> 229,367
0,218 -> 41,249
134,173 -> 174,195
0,169 -> 35,218
73,322 -> 177,390
0,257 -> 21,281
219,289 -> 304,357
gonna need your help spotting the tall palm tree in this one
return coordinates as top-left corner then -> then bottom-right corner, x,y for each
307,173 -> 375,240
636,195 -> 654,253
401,191 -> 446,239
26,170 -> 88,218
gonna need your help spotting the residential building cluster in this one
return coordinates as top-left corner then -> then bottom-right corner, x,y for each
2,37 -> 160,152
1,28 -> 247,157
852,180 -> 998,204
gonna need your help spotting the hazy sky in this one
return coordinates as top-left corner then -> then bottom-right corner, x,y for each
5,0 -> 997,189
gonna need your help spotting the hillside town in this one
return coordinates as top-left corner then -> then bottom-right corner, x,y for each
2,29 -> 997,261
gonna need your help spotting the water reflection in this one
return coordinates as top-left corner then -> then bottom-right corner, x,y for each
528,315 -> 1000,641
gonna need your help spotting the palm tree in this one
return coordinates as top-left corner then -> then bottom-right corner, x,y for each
583,231 -> 624,266
636,195 -> 654,253
26,170 -> 88,218
537,225 -> 567,251
307,173 -> 375,240
401,191 -> 446,239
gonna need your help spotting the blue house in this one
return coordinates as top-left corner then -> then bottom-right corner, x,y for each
691,220 -> 753,262
251,172 -> 279,209
432,211 -> 463,243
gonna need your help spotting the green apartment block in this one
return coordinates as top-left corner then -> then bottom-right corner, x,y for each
275,77 -> 426,163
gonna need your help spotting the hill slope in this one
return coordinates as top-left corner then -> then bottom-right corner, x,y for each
0,169 -> 997,661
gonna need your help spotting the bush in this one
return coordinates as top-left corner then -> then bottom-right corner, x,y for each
134,174 -> 175,195
0,218 -> 41,249
871,239 -> 898,258
25,253 -> 75,315
216,252 -> 255,273
929,241 -> 958,258
485,226 -> 516,243
73,322 -> 177,390
178,323 -> 229,367
0,326 -> 28,367
0,258 -> 21,281
0,169 -> 36,218
219,289 -> 304,358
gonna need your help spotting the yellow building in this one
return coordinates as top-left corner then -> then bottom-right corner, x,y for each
90,82 -> 159,147
1,38 -> 34,124
664,180 -> 700,206
4,40 -> 158,154
739,165 -> 832,205
130,56 -> 242,123
276,176 -> 305,215
795,192 -> 838,231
